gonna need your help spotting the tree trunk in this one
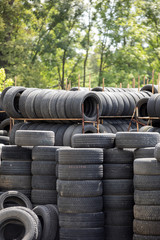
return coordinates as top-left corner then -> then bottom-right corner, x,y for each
98,50 -> 104,86
61,49 -> 66,89
83,50 -> 89,87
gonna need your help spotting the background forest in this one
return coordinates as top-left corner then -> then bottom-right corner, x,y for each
0,0 -> 160,89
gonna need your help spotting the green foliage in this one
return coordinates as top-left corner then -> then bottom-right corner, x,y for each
0,0 -> 160,89
0,68 -> 14,91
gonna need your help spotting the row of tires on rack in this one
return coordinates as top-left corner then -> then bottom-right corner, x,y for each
1,86 -> 152,121
0,130 -> 160,239
9,120 -> 136,146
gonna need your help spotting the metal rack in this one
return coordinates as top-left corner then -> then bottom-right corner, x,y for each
10,103 -> 100,134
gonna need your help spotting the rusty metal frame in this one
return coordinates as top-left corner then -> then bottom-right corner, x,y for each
10,103 -> 100,134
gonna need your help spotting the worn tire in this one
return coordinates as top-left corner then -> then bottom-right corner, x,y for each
134,175 -> 160,190
116,132 -> 160,148
59,212 -> 104,228
0,191 -> 32,210
72,133 -> 115,148
58,148 -> 103,164
58,164 -> 103,180
134,219 -> 160,235
15,130 -> 55,146
57,180 -> 102,197
103,179 -> 133,195
58,196 -> 103,213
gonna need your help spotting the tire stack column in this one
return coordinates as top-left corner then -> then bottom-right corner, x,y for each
103,148 -> 134,240
0,146 -> 32,199
57,148 -> 104,240
133,157 -> 160,239
31,146 -> 62,206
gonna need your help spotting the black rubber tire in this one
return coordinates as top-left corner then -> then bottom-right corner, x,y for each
2,86 -> 26,118
19,88 -> 38,118
41,91 -> 57,119
123,92 -> 135,115
31,189 -> 57,205
1,145 -> 32,161
31,161 -> 56,175
0,175 -> 31,190
60,227 -> 104,240
71,124 -> 97,138
147,93 -> 159,117
104,148 -> 134,163
141,84 -> 158,94
1,86 -> 12,103
68,91 -> 102,121
105,209 -> 133,226
45,204 -> 59,240
0,191 -> 32,210
119,92 -> 130,116
134,147 -> 155,159
49,91 -> 65,119
15,130 -> 55,146
0,207 -> 38,240
134,175 -> 160,190
134,158 -> 160,175
59,212 -> 104,228
113,92 -> 124,116
32,146 -> 64,161
32,175 -> 56,190
133,234 -> 160,240
99,92 -> 112,116
103,195 -> 134,210
154,143 -> 160,161
58,164 -> 103,180
107,92 -> 118,116
105,225 -> 133,240
25,89 -> 42,118
116,132 -> 160,148
57,180 -> 102,197
63,124 -> 78,146
9,123 -> 26,145
58,148 -> 103,164
133,219 -> 160,235
136,97 -> 149,118
134,190 -> 160,205
0,118 -> 10,132
0,161 -> 31,175
33,205 -> 56,240
134,205 -> 160,220
103,179 -> 133,195
0,136 -> 9,145
56,91 -> 71,119
103,163 -> 133,179
34,89 -> 52,118
55,124 -> 70,146
58,196 -> 103,213
72,133 -> 115,148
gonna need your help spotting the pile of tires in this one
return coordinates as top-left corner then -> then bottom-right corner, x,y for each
133,156 -> 160,239
1,86 -> 153,122
0,191 -> 58,239
10,122 -> 124,146
103,148 -> 134,240
57,148 -> 104,240
31,146 -> 65,206
0,145 -> 32,199
114,132 -> 160,240
2,87 -> 102,121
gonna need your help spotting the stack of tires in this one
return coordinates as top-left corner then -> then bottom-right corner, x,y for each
133,156 -> 160,239
114,132 -> 160,240
57,148 -> 104,240
31,146 -> 64,206
103,148 -> 134,240
0,146 -> 32,199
